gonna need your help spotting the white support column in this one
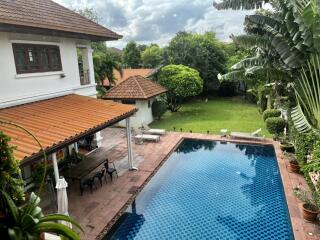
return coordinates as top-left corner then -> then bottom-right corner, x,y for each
74,142 -> 78,153
52,153 -> 60,183
126,117 -> 137,170
93,131 -> 103,148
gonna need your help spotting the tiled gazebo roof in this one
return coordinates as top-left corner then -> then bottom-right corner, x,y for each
103,75 -> 167,100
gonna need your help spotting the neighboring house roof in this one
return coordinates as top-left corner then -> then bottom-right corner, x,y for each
0,0 -> 121,41
0,94 -> 136,164
103,68 -> 154,87
103,75 -> 167,100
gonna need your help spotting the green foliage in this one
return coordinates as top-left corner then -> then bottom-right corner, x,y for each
0,132 -> 24,206
93,49 -> 122,87
263,109 -> 281,121
292,54 -> 320,133
265,117 -> 286,135
257,85 -> 269,113
164,32 -> 227,94
213,0 -> 269,10
141,44 -> 163,68
123,41 -> 141,68
0,191 -> 82,239
301,141 -> 320,173
151,100 -> 167,120
295,131 -> 320,164
159,65 -> 203,112
293,187 -> 320,210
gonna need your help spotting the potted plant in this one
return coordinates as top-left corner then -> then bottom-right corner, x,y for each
293,187 -> 319,221
285,153 -> 300,173
280,137 -> 295,153
1,191 -> 83,239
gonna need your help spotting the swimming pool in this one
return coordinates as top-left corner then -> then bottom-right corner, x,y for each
105,139 -> 294,240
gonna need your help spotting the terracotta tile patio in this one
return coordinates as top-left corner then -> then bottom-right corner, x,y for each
64,128 -> 319,240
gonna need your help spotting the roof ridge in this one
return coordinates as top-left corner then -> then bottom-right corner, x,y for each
50,0 -> 122,38
134,75 -> 148,99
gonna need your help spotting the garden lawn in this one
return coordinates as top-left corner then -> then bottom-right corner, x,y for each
150,97 -> 271,137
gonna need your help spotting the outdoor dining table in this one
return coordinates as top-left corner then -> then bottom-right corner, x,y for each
61,147 -> 107,192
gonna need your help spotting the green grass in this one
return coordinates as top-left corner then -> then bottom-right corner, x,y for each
150,97 -> 271,137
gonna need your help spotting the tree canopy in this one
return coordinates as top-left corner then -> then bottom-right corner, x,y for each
159,64 -> 203,112
123,41 -> 142,68
164,32 -> 227,94
141,44 -> 163,68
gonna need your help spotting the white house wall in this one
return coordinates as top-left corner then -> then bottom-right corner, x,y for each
117,99 -> 154,128
0,32 -> 96,108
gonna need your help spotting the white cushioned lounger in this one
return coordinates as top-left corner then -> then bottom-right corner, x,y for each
230,132 -> 265,141
143,129 -> 166,135
135,134 -> 160,142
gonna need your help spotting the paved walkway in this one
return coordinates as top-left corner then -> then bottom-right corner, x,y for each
64,128 -> 319,240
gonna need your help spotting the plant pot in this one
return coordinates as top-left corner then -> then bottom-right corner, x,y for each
289,162 -> 300,173
39,233 -> 45,240
280,143 -> 295,153
302,203 -> 319,222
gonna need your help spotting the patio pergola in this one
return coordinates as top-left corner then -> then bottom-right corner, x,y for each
0,94 -> 137,184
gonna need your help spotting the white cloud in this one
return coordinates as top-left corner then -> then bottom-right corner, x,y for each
54,0 -> 252,48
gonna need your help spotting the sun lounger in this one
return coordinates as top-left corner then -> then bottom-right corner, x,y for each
140,124 -> 166,135
134,134 -> 160,143
230,129 -> 265,141
142,128 -> 166,135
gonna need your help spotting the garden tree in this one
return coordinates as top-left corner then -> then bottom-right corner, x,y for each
141,44 -> 163,68
164,32 -> 227,94
159,65 -> 203,112
217,1 -> 320,112
123,41 -> 141,68
93,49 -> 123,97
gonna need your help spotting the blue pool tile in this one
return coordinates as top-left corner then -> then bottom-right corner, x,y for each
106,140 -> 294,240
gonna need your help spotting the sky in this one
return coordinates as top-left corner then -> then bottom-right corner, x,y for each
54,0 -> 253,49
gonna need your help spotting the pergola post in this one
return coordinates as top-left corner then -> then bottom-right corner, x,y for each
52,152 -> 60,183
126,117 -> 137,170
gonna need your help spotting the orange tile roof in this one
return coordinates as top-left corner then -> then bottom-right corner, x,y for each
0,94 -> 136,163
103,75 -> 167,100
103,69 -> 154,87
0,0 -> 121,41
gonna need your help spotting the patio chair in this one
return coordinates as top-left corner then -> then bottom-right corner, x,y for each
92,169 -> 106,186
104,159 -> 118,182
80,177 -> 96,196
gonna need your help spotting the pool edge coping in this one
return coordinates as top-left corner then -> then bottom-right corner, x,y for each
97,133 -> 316,240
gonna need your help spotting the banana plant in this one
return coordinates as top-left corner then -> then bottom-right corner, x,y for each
291,54 -> 320,133
213,0 -> 269,10
1,191 -> 82,240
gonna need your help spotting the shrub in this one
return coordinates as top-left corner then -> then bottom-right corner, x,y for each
265,117 -> 286,135
159,64 -> 203,112
152,100 -> 167,120
263,109 -> 281,121
295,132 -> 320,164
0,131 -> 24,205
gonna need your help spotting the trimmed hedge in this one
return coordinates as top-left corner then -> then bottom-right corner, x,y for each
152,100 -> 167,120
263,109 -> 281,121
266,117 -> 286,135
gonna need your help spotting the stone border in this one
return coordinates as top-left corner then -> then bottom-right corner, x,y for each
97,133 -> 318,240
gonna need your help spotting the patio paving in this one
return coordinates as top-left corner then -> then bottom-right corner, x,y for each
63,127 -> 319,240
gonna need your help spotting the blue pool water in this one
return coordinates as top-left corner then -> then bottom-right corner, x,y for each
106,139 -> 294,240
